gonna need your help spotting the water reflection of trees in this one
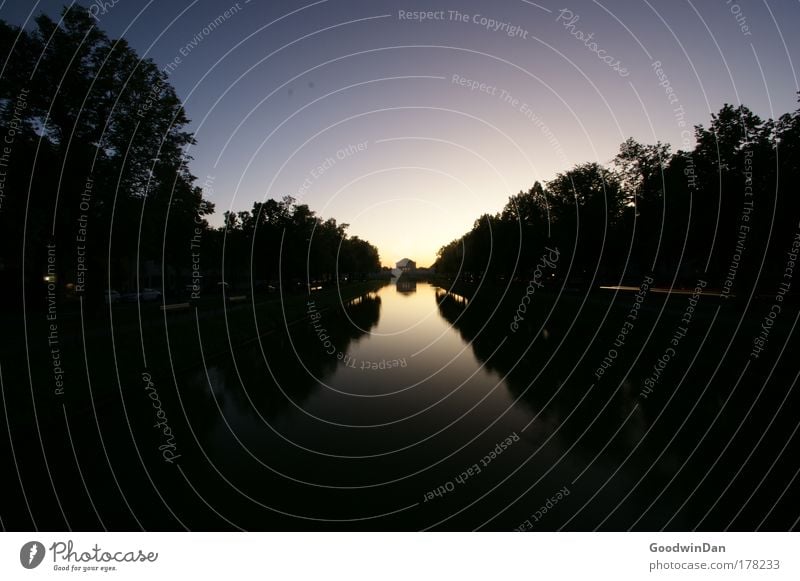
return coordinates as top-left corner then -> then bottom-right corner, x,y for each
188,291 -> 383,423
340,291 -> 382,341
435,288 -> 574,416
434,286 -> 800,527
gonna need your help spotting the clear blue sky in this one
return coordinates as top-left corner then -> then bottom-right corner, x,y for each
3,0 -> 798,266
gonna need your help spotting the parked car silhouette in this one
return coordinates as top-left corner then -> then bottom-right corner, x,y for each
105,289 -> 121,304
121,288 -> 162,302
140,288 -> 162,301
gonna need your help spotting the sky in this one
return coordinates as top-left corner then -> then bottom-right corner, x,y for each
2,0 -> 799,267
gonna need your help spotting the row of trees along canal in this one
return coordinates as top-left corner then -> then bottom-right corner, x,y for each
434,98 -> 800,296
0,6 -> 380,309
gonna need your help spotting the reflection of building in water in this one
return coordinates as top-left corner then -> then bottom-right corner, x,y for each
396,279 -> 416,294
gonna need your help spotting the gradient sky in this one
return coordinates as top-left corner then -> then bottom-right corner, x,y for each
3,0 -> 799,266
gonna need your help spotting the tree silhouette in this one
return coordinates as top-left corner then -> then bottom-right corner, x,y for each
435,98 -> 800,294
0,6 -> 381,306
0,6 -> 211,304
218,198 -> 380,290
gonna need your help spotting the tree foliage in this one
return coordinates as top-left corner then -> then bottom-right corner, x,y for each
215,197 -> 380,288
436,97 -> 800,293
0,6 -> 379,306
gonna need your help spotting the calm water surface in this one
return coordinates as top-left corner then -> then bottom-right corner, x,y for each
10,281 -> 795,531
176,281 -> 674,530
189,282 -> 553,529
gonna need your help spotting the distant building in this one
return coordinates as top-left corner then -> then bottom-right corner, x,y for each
396,258 -> 416,273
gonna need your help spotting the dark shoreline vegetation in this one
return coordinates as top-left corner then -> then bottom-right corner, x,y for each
0,8 -> 381,312
432,283 -> 800,531
3,6 -> 800,313
3,6 -> 800,311
6,275 -> 798,530
2,280 -> 387,422
432,103 -> 800,299
2,5 -> 800,532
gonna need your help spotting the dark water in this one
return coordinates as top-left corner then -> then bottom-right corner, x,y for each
3,281 -> 799,531
180,282 -> 540,530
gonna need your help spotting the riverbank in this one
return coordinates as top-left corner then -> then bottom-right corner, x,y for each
2,280 -> 387,423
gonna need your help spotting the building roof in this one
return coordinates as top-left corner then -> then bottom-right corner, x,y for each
396,258 -> 415,267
